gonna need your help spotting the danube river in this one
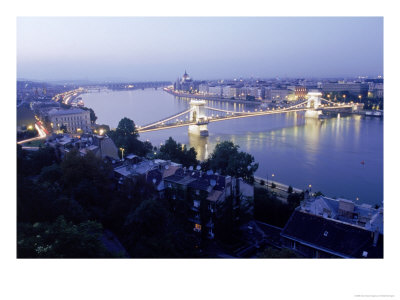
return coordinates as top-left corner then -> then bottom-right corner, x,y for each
81,88 -> 383,206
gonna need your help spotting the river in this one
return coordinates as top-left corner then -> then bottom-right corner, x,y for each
81,88 -> 384,206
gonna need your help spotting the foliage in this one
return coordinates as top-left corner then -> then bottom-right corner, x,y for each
16,130 -> 202,258
82,107 -> 98,124
156,137 -> 198,167
17,216 -> 114,258
254,187 -> 294,228
202,141 -> 258,183
121,197 -> 198,258
287,186 -> 293,194
17,128 -> 37,141
314,191 -> 324,197
116,117 -> 138,137
38,163 -> 63,185
17,145 -> 58,176
60,149 -> 114,218
108,117 -> 152,157
287,192 -> 304,210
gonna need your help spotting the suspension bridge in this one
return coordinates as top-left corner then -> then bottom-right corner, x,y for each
137,91 -> 359,136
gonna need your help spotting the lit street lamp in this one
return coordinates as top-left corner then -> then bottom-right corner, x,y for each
271,173 -> 275,189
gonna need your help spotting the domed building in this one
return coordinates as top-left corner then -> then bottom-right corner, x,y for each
174,70 -> 195,92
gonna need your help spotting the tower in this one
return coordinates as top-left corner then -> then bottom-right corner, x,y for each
305,91 -> 323,118
307,91 -> 322,109
188,100 -> 209,137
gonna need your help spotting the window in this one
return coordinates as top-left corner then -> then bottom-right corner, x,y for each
194,224 -> 201,232
193,200 -> 200,208
196,189 -> 200,195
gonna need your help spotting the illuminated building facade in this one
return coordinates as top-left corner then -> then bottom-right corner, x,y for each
48,108 -> 91,133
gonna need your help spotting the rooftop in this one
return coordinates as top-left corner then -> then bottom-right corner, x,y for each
300,196 -> 383,234
48,108 -> 88,116
115,159 -> 183,179
281,210 -> 383,258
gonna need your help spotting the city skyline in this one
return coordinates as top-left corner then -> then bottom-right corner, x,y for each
17,17 -> 383,81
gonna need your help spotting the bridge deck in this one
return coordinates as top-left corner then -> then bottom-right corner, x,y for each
137,99 -> 356,133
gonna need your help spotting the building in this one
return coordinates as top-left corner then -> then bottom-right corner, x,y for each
280,196 -> 383,258
208,86 -> 222,97
48,108 -> 91,133
164,168 -> 254,240
198,84 -> 209,94
114,157 -> 182,197
174,70 -> 195,92
269,89 -> 291,101
295,86 -> 307,100
321,82 -> 369,97
370,83 -> 384,99
46,133 -> 119,161
222,86 -> 240,99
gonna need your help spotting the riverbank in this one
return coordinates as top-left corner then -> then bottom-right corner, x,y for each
254,176 -> 305,202
164,88 -> 261,105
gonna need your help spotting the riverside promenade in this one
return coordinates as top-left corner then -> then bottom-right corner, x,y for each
164,88 -> 262,105
254,176 -> 305,202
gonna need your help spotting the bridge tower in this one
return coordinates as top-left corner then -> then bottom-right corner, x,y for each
307,91 -> 322,109
189,100 -> 209,137
305,90 -> 323,118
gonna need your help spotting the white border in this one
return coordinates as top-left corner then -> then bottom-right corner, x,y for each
2,1 -> 399,300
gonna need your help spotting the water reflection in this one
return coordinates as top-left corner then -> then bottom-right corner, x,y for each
189,133 -> 208,161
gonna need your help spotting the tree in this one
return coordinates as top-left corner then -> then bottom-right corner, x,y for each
116,117 -> 138,137
89,108 -> 97,124
121,197 -> 198,258
254,187 -> 294,228
108,117 -> 152,156
203,141 -> 258,183
17,216 -> 115,258
81,107 -> 97,124
17,145 -> 57,176
288,186 -> 293,194
60,149 -> 114,218
287,192 -> 304,209
38,163 -> 62,185
314,191 -> 324,197
156,137 -> 198,167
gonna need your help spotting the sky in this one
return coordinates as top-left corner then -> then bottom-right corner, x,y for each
17,17 -> 383,82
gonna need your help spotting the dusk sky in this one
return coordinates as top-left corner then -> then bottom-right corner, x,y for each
17,17 -> 383,82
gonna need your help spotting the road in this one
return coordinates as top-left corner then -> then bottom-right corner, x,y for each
17,122 -> 47,145
254,176 -> 305,203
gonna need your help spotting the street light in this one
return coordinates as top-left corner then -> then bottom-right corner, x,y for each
271,173 -> 275,189
120,147 -> 125,160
